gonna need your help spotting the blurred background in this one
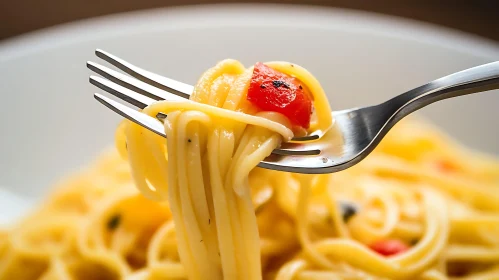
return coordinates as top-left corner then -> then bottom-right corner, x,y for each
1,0 -> 499,42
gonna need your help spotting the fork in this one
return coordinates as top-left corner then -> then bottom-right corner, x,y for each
88,50 -> 499,174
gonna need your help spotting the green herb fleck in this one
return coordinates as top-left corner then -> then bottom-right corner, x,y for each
340,201 -> 358,223
107,214 -> 121,231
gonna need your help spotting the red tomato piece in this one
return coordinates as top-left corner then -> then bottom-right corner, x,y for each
369,239 -> 409,256
247,62 -> 312,128
435,159 -> 458,173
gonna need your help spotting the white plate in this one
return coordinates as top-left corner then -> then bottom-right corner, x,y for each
1,4 -> 498,224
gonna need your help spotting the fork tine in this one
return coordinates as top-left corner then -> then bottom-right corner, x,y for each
90,75 -> 155,109
155,112 -> 168,121
87,61 -> 185,102
276,142 -> 320,155
95,49 -> 193,99
94,93 -> 166,138
291,134 -> 320,141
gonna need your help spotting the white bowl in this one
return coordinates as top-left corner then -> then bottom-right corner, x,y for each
1,4 -> 498,223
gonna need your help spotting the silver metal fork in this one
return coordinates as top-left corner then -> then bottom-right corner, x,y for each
88,50 -> 499,174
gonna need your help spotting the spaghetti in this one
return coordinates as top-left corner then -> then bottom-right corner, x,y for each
1,60 -> 499,280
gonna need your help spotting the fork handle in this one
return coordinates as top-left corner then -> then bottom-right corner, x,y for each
385,61 -> 499,123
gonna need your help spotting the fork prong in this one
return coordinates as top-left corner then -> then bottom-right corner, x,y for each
94,93 -> 167,138
291,134 -> 320,141
95,49 -> 194,99
90,75 -> 155,109
87,61 -> 185,102
276,142 -> 320,155
156,112 -> 168,121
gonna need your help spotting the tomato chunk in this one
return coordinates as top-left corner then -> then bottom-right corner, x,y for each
247,62 -> 312,128
369,239 -> 409,256
435,159 -> 458,173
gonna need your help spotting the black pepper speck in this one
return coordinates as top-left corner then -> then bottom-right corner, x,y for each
272,80 -> 290,89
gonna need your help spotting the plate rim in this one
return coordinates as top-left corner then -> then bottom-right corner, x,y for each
0,3 -> 498,62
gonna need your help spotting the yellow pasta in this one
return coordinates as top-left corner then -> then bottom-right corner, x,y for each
1,60 -> 499,280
